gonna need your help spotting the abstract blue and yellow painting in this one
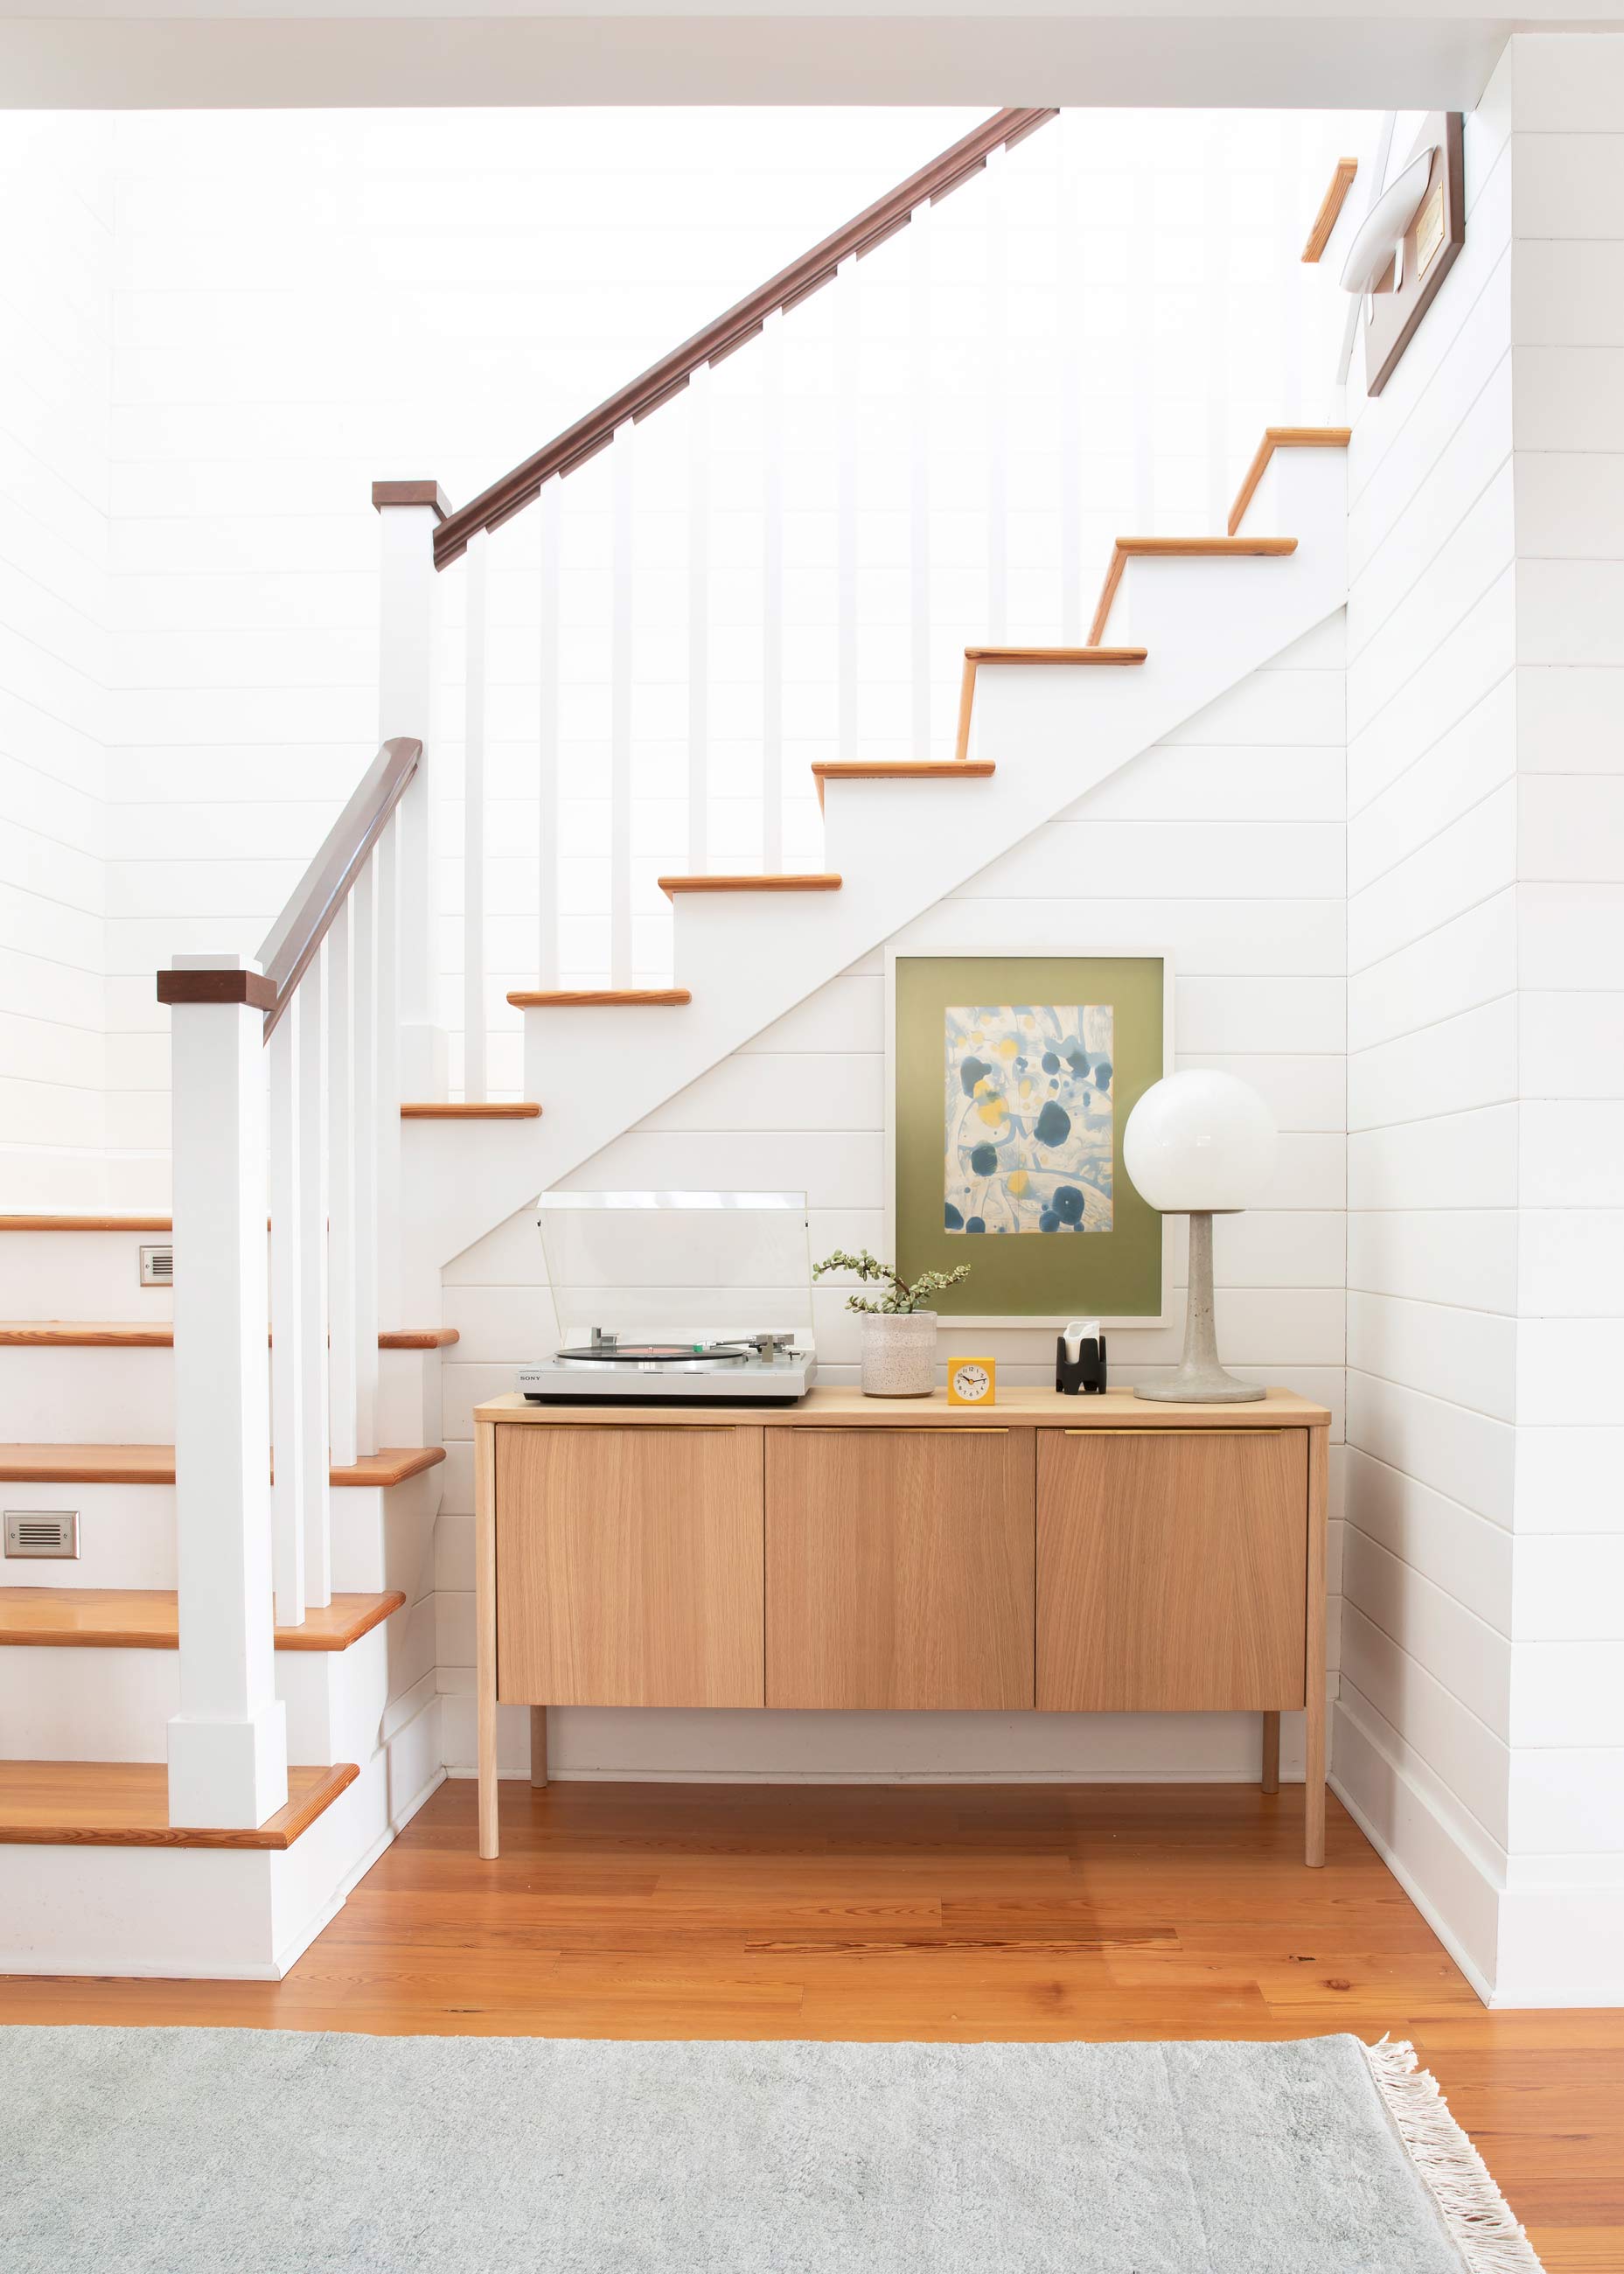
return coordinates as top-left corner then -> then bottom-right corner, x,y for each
943,1004 -> 1113,1235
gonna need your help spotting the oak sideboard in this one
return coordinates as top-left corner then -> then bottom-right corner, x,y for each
473,1386 -> 1332,1863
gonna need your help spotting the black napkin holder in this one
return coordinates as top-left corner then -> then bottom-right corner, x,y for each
1056,1334 -> 1108,1395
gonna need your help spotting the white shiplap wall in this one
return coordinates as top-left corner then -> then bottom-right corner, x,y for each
0,117 -> 111,1208
1501,34 -> 1624,2006
1339,38 -> 1624,2005
436,622 -> 1349,1782
1337,55 -> 1519,1997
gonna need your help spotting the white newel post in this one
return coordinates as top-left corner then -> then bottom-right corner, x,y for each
162,953 -> 289,1830
373,480 -> 445,1101
267,995 -> 305,1628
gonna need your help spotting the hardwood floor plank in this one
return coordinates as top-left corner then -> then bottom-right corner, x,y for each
0,1777 -> 1616,2259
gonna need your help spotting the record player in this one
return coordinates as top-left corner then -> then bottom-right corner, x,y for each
518,1189 -> 818,1406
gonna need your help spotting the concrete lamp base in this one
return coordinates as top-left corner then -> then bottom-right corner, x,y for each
1133,1210 -> 1265,1405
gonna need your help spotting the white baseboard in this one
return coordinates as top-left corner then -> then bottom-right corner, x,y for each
1330,1695 -> 1499,2007
447,1765 -> 1312,1785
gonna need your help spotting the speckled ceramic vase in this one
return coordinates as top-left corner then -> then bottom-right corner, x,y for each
860,1309 -> 937,1397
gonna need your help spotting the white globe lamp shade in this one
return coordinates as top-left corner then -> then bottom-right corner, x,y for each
1123,1071 -> 1277,1216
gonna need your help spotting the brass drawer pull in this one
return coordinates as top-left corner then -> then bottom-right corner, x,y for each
791,1426 -> 1009,1435
1061,1426 -> 1289,1437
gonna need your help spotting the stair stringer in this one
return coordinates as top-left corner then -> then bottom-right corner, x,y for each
410,535 -> 1347,1283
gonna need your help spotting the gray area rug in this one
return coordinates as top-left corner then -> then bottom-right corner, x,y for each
0,2028 -> 1540,2273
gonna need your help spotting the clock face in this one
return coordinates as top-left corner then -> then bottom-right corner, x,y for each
952,1364 -> 990,1401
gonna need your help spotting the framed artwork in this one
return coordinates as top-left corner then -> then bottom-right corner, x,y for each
1364,111 -> 1464,398
884,948 -> 1173,1328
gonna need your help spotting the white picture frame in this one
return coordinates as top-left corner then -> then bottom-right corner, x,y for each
882,944 -> 1175,1331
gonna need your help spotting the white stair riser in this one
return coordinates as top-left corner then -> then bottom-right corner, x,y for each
1240,446 -> 1349,547
0,1482 -> 178,1587
0,1347 -> 437,1447
0,1233 -> 174,1322
0,1470 -> 441,1594
0,1622 -> 395,1765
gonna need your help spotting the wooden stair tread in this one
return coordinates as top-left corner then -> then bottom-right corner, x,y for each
962,645 -> 1148,663
659,873 -> 841,896
1112,536 -> 1300,556
507,988 -> 691,1008
400,1102 -> 541,1119
1228,426 -> 1351,534
0,1216 -> 173,1233
0,1322 -> 458,1350
0,1587 -> 405,1652
1088,534 -> 1300,645
0,1445 -> 446,1488
0,1759 -> 358,1849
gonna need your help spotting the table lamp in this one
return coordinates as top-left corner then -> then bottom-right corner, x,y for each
1123,1070 -> 1277,1404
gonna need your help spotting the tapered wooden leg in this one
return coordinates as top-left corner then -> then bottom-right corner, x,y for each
1261,1712 -> 1280,1795
530,1706 -> 548,1788
1304,1425 -> 1328,1867
475,1420 -> 499,1859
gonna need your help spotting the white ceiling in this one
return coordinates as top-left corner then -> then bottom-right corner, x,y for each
1,0 -> 1617,111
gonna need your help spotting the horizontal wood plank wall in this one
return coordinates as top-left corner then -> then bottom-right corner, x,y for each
438,626 -> 1348,1787
0,123 -> 112,1211
1338,62 -> 1518,1998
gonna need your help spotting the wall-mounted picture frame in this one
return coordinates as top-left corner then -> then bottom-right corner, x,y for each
884,947 -> 1174,1329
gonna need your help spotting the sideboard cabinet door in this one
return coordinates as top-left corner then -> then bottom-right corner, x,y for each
496,1425 -> 764,1708
765,1429 -> 1035,1709
1036,1429 -> 1308,1712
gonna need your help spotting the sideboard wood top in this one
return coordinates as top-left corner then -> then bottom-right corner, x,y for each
477,1386 -> 1331,1429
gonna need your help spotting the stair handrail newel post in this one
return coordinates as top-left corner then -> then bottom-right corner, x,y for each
157,736 -> 421,1825
158,953 -> 289,1829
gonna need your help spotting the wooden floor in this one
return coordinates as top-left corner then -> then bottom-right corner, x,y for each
2,1780 -> 1617,2271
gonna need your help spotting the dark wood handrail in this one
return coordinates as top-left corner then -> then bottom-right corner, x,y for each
256,736 -> 421,1038
157,738 -> 422,1040
433,107 -> 1057,569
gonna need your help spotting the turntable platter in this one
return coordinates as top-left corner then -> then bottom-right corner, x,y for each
554,1342 -> 750,1365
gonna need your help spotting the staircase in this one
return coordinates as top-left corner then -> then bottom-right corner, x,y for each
0,101 -> 1351,1978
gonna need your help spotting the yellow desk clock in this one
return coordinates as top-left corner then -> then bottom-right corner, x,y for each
947,1357 -> 996,1406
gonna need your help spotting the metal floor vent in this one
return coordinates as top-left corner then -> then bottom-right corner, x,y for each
4,1511 -> 79,1559
139,1243 -> 173,1288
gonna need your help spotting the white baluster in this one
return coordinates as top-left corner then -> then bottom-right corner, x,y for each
836,257 -> 859,765
164,953 -> 288,1830
909,207 -> 933,761
327,896 -> 358,1470
687,366 -> 711,876
1056,125 -> 1084,644
610,422 -> 634,982
762,311 -> 784,871
463,529 -> 489,1099
297,946 -> 332,1605
374,485 -> 443,1099
267,996 -> 304,1629
537,487 -> 561,989
986,143 -> 1009,642
352,853 -> 380,1459
373,806 -> 401,1329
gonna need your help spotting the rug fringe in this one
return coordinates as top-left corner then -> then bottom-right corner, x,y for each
1360,2038 -> 1544,2274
